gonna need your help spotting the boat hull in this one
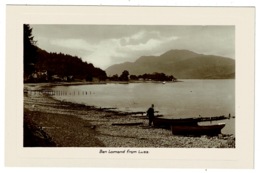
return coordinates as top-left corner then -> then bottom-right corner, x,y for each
171,123 -> 225,136
153,116 -> 228,129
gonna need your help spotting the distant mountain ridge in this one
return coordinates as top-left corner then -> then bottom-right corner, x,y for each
106,49 -> 235,79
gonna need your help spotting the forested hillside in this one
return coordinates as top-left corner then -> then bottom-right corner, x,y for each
23,24 -> 107,82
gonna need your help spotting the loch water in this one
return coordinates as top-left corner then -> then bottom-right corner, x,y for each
52,79 -> 235,135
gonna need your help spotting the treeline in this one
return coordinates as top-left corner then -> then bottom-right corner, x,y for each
132,73 -> 177,81
108,70 -> 177,82
35,49 -> 107,81
24,24 -> 107,82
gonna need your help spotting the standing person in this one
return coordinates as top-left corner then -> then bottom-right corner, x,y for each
147,104 -> 155,126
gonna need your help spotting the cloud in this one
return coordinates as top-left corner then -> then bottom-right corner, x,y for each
46,30 -> 180,69
116,33 -> 179,57
32,25 -> 235,70
50,38 -> 93,51
81,39 -> 125,69
120,30 -> 171,46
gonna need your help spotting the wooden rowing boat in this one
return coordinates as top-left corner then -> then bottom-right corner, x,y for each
153,115 -> 229,129
153,117 -> 199,129
171,123 -> 226,136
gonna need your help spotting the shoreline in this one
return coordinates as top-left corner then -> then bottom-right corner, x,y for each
24,83 -> 235,148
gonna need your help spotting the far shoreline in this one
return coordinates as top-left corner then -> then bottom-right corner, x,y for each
24,78 -> 235,88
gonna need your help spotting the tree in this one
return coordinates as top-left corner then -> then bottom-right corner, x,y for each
119,70 -> 129,81
85,74 -> 93,81
24,24 -> 38,77
130,74 -> 138,80
109,74 -> 119,81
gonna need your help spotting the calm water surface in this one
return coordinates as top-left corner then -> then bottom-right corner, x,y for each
53,79 -> 235,134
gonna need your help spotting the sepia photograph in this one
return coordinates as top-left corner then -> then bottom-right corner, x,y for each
5,6 -> 254,168
23,25 -> 235,148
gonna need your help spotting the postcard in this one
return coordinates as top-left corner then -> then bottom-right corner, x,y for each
5,5 -> 255,168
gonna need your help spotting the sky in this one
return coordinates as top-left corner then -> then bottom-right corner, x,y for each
31,25 -> 235,70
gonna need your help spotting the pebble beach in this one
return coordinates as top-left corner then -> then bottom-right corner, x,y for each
23,83 -> 235,148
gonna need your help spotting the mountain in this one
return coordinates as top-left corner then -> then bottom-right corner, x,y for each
106,49 -> 235,79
